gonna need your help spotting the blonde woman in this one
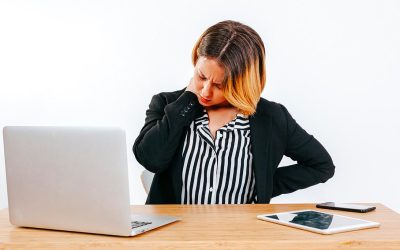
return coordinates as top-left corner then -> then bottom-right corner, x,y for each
133,20 -> 335,204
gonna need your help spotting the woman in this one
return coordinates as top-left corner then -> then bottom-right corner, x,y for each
133,20 -> 335,204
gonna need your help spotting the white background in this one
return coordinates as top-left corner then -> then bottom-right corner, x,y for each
1,0 -> 399,212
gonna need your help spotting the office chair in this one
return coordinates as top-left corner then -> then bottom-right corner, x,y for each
140,169 -> 155,194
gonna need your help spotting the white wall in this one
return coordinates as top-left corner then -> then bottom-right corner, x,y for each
1,0 -> 399,212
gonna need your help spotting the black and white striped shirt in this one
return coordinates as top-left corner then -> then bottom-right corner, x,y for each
181,110 -> 256,204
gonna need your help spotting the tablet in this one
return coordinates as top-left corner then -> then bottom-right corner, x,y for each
257,210 -> 380,235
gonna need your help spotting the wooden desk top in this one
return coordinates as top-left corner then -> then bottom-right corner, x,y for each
0,203 -> 399,249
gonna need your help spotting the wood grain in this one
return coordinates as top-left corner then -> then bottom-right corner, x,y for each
0,203 -> 399,249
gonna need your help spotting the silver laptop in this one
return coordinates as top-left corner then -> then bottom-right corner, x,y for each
3,126 -> 179,236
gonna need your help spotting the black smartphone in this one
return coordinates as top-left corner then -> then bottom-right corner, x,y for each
316,202 -> 376,213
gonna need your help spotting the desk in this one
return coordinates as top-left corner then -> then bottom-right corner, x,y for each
0,203 -> 399,249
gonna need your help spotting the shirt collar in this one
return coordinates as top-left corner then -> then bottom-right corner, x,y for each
194,109 -> 249,132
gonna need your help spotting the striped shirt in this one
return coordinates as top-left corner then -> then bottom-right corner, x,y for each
181,109 -> 256,204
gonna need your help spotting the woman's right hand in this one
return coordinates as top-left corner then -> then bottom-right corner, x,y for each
185,77 -> 197,94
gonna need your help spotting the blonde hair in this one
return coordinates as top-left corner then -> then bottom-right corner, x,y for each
192,20 -> 266,116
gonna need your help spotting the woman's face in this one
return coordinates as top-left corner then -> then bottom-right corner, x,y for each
192,56 -> 230,108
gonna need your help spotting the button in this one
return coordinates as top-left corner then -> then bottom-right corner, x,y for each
209,187 -> 213,192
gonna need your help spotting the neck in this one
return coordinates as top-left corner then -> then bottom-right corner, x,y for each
205,102 -> 235,111
205,105 -> 239,117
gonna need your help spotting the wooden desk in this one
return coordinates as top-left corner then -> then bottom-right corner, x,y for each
0,203 -> 399,249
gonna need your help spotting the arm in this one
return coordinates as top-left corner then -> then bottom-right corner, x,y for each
272,104 -> 335,197
133,90 -> 202,173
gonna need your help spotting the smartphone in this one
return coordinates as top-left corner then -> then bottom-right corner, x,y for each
316,202 -> 376,213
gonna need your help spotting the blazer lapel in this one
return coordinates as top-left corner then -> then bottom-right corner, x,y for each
249,107 -> 272,203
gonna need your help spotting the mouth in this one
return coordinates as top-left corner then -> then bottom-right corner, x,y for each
199,95 -> 211,103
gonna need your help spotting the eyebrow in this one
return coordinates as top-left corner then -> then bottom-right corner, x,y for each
198,70 -> 222,85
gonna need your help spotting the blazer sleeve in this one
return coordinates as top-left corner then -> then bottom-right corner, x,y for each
133,90 -> 202,174
272,104 -> 335,197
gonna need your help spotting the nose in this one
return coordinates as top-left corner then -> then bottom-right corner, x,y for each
201,81 -> 212,98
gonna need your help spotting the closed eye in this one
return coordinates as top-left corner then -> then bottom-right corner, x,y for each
198,71 -> 222,88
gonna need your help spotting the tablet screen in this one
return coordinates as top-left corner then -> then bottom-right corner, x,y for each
265,210 -> 368,230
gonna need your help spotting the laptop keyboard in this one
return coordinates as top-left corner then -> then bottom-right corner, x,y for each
131,220 -> 152,229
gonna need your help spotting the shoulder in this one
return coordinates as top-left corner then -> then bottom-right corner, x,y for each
253,97 -> 295,132
254,97 -> 287,118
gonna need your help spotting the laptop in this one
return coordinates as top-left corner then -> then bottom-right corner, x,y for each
3,126 -> 179,236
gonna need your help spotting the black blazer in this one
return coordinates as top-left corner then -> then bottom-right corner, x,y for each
133,88 -> 335,204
